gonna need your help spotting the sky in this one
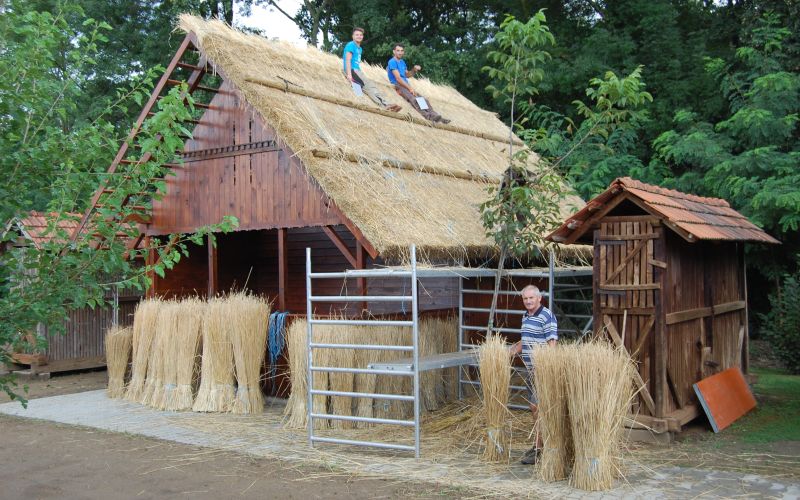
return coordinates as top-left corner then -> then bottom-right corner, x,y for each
236,1 -> 306,45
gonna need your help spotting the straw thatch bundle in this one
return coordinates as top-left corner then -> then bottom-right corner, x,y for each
105,325 -> 132,398
193,298 -> 236,412
152,302 -> 180,409
565,341 -> 635,491
283,318 -> 308,429
124,299 -> 161,402
438,316 -> 461,404
352,325 -> 385,428
478,334 -> 512,463
177,15 -> 587,262
309,322 -> 335,429
166,298 -> 204,411
141,301 -> 175,407
419,317 -> 443,412
533,345 -> 574,481
326,326 -> 357,429
374,326 -> 413,420
228,292 -> 270,414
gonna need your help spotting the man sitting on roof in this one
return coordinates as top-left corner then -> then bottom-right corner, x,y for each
387,43 -> 450,124
343,27 -> 401,113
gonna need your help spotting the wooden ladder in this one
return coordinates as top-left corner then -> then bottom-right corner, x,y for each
68,33 -> 218,255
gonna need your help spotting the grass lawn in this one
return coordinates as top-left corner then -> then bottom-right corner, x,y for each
725,367 -> 800,443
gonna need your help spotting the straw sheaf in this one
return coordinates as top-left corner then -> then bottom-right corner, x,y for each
478,335 -> 512,463
177,15 -> 587,261
283,318 -> 308,429
105,325 -> 132,399
228,292 -> 270,414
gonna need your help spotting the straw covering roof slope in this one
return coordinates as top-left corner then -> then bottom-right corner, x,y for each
179,15 -> 585,261
548,177 -> 780,245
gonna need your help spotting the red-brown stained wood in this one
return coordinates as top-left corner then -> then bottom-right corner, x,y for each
148,81 -> 342,235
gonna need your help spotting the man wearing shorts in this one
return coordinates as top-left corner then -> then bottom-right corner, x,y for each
510,284 -> 558,464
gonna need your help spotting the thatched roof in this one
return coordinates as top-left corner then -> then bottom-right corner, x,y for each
178,15 -> 586,262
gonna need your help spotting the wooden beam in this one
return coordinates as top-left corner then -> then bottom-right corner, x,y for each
665,301 -> 747,325
145,236 -> 155,299
631,316 -> 656,357
740,244 -> 750,374
603,315 -> 657,415
356,241 -> 367,313
278,228 -> 287,311
207,234 -> 218,297
653,226 -> 668,418
604,238 -> 648,283
322,225 -> 357,268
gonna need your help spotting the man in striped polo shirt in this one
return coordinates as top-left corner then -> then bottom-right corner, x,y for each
510,284 -> 557,464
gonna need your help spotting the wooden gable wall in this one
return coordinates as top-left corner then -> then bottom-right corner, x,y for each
148,80 -> 341,235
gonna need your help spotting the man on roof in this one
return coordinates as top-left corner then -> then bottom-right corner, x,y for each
343,27 -> 401,112
387,43 -> 450,124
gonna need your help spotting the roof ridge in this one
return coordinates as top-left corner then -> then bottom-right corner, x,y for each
618,177 -> 730,207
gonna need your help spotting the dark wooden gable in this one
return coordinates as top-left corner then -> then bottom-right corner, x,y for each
148,80 -> 342,235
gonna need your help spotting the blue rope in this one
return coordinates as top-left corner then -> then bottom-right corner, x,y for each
268,311 -> 288,395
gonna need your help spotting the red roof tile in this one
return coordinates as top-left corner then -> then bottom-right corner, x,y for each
548,177 -> 780,245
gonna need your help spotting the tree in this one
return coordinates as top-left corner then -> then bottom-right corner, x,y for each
0,1 -> 237,404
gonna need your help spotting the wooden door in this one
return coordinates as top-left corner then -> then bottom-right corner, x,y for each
594,216 -> 664,417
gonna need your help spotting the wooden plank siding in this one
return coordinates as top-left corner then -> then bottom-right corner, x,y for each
148,80 -> 341,235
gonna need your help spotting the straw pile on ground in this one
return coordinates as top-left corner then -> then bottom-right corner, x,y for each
478,334 -> 512,463
124,299 -> 161,402
167,298 -> 204,411
177,14 -> 587,262
533,345 -> 574,481
193,298 -> 236,412
228,292 -> 270,414
282,318 -> 308,428
565,341 -> 635,491
105,325 -> 132,398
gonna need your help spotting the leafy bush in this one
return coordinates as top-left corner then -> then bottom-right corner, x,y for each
760,267 -> 800,374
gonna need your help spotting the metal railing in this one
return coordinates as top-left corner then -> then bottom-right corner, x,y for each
306,245 -> 421,457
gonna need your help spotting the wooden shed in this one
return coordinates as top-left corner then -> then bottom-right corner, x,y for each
548,177 -> 779,433
73,15 -> 585,316
2,212 -> 141,375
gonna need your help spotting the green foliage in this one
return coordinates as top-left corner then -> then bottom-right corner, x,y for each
650,12 -> 799,240
524,67 -> 653,199
0,2 -> 238,404
759,265 -> 800,374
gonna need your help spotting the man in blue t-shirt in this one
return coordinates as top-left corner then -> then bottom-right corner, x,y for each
510,284 -> 558,465
343,28 -> 401,112
387,43 -> 450,124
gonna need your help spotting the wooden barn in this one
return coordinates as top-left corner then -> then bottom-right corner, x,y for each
72,14 -> 585,318
548,177 -> 779,433
2,212 -> 141,375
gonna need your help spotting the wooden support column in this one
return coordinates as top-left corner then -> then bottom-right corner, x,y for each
207,234 -> 218,298
653,226 -> 668,418
145,236 -> 155,299
278,228 -> 287,311
356,241 -> 367,313
740,243 -> 750,374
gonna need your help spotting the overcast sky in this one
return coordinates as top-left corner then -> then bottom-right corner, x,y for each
236,1 -> 305,45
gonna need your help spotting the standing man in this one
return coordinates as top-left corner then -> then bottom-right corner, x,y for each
343,28 -> 401,112
387,43 -> 450,124
510,284 -> 558,464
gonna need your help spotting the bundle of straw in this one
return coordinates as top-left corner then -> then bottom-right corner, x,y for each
353,325 -> 384,427
124,299 -> 161,402
419,317 -> 443,412
478,334 -> 512,463
193,298 -> 236,412
229,292 -> 270,414
167,298 -> 204,411
327,325 -> 357,429
310,322 -> 333,429
283,318 -> 308,428
566,341 -> 635,491
153,302 -> 179,409
141,301 -> 174,407
374,326 -> 412,420
533,345 -> 574,481
105,325 -> 132,398
438,316 -> 460,404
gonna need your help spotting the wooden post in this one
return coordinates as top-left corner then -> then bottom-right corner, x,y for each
278,228 -> 287,311
357,241 -> 367,313
653,226 -> 668,418
740,243 -> 750,374
207,234 -> 218,298
145,236 -> 155,299
592,229 -> 601,335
